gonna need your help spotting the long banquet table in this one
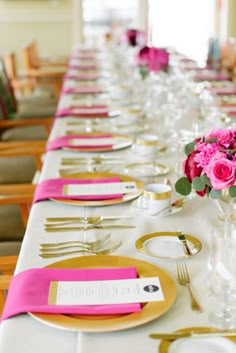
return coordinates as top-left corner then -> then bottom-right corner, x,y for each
0,43 -> 233,353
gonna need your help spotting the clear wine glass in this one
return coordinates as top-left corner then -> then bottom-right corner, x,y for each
208,221 -> 236,328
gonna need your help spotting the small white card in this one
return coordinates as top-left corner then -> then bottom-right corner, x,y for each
63,181 -> 137,196
48,277 -> 164,305
69,137 -> 117,146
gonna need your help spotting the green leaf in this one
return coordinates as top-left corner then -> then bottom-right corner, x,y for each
229,185 -> 236,198
209,189 -> 221,199
184,141 -> 196,156
175,177 -> 192,196
200,174 -> 212,186
192,177 -> 205,191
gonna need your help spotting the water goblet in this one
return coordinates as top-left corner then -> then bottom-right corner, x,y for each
208,222 -> 236,328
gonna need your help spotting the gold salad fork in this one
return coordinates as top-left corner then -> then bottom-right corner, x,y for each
176,261 -> 203,312
39,240 -> 122,258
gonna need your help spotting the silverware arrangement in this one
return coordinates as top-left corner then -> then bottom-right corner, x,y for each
39,240 -> 122,258
44,216 -> 134,232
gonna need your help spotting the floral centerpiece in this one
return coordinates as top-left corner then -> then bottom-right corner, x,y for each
135,46 -> 169,78
175,126 -> 236,199
120,29 -> 146,47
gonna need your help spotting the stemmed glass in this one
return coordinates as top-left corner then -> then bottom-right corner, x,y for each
208,218 -> 236,328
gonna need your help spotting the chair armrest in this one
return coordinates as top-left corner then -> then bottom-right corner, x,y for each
0,255 -> 18,274
0,117 -> 54,136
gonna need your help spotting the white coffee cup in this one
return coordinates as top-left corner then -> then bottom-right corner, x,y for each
138,183 -> 172,215
132,134 -> 159,156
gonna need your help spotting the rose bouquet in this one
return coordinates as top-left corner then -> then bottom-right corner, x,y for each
175,126 -> 236,199
135,46 -> 169,78
120,29 -> 146,47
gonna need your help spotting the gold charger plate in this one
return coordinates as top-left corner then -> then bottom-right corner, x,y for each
51,172 -> 143,206
29,255 -> 177,332
136,231 -> 202,260
159,326 -> 236,353
63,132 -> 132,152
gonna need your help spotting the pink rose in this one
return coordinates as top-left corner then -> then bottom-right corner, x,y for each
206,156 -> 236,190
135,46 -> 150,66
183,150 -> 207,196
149,47 -> 169,71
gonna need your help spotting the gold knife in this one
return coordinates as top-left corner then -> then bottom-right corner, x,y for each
44,225 -> 136,232
149,330 -> 236,340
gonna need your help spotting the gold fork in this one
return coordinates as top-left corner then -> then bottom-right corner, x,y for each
40,233 -> 111,250
176,261 -> 203,312
39,240 -> 122,258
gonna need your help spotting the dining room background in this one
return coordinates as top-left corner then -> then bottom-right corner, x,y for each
0,0 -> 234,73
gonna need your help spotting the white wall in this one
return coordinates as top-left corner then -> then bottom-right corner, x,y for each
0,0 -> 73,71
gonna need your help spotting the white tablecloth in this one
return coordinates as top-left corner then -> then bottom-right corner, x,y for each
0,48 -> 231,352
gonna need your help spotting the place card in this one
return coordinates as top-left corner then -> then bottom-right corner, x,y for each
63,181 -> 137,196
48,277 -> 164,305
69,137 -> 125,146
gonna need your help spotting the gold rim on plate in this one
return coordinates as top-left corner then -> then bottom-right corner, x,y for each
135,231 -> 202,260
63,132 -> 133,152
50,172 -> 143,206
29,255 -> 177,332
158,326 -> 236,353
124,162 -> 170,177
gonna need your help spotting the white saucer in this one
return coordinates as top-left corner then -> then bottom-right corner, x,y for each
131,197 -> 184,216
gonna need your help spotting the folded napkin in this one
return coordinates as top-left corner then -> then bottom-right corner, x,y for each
194,71 -> 230,81
62,86 -> 104,94
68,63 -> 98,70
71,54 -> 96,60
221,104 -> 236,115
64,73 -> 100,80
1,267 -> 141,320
47,134 -> 113,150
55,104 -> 108,117
33,176 -> 122,203
210,86 -> 236,95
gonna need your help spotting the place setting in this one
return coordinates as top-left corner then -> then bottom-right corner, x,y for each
55,103 -> 120,118
46,131 -> 133,153
1,254 -> 177,333
32,171 -> 144,207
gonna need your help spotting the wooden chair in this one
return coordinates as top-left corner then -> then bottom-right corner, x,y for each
4,53 -> 35,97
22,44 -> 65,99
29,40 -> 68,68
0,255 -> 18,316
0,92 -> 54,142
0,183 -> 36,316
0,57 -> 57,119
220,38 -> 236,73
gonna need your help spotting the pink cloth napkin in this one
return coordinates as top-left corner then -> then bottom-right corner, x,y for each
221,104 -> 236,115
210,86 -> 236,95
33,177 -> 122,203
55,104 -> 109,117
71,54 -> 97,60
65,73 -> 100,80
68,63 -> 98,70
194,71 -> 230,81
1,267 -> 141,320
47,134 -> 113,150
62,86 -> 104,94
